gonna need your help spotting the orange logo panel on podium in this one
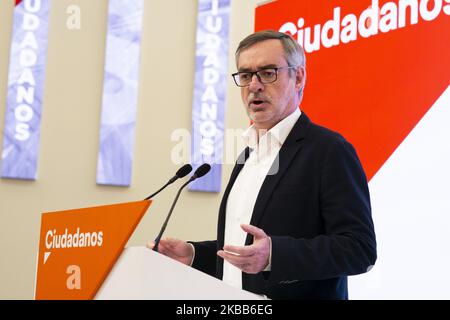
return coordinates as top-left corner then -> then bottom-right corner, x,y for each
35,200 -> 151,300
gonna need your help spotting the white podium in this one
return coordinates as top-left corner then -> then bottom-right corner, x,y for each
95,246 -> 265,300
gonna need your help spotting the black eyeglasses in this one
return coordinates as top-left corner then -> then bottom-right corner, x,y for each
231,66 -> 297,87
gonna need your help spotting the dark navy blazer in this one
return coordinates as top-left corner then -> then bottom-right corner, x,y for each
192,112 -> 377,300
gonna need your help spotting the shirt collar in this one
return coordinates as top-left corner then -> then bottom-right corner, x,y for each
242,108 -> 301,149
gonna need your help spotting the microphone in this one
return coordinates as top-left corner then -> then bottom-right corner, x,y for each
144,164 -> 192,200
153,163 -> 211,252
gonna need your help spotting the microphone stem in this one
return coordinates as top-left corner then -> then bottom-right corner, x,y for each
153,177 -> 195,251
144,180 -> 171,200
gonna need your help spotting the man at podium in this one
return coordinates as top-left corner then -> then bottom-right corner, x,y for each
149,30 -> 377,300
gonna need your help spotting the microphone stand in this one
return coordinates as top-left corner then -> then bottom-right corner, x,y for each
144,180 -> 172,200
153,178 -> 194,252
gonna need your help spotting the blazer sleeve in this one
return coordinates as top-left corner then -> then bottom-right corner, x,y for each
268,137 -> 377,283
189,240 -> 217,277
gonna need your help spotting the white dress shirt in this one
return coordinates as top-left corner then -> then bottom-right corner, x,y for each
222,108 -> 301,289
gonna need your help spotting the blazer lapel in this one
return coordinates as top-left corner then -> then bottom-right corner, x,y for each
246,113 -> 311,245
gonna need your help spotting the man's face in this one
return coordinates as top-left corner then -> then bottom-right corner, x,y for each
236,39 -> 303,131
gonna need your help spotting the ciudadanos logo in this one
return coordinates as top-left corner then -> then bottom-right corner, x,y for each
43,228 -> 104,264
35,200 -> 150,299
279,0 -> 450,53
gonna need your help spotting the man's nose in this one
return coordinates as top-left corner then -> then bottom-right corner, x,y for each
248,74 -> 264,92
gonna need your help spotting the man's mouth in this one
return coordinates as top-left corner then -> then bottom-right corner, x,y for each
250,99 -> 266,108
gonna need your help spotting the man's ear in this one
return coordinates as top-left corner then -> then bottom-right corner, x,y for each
295,66 -> 306,91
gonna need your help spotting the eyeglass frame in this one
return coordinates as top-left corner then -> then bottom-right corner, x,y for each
231,66 -> 298,87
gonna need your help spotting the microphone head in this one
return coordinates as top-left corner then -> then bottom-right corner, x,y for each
176,164 -> 192,178
193,163 -> 211,179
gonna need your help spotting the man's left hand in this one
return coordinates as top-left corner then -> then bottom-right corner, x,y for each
217,224 -> 271,274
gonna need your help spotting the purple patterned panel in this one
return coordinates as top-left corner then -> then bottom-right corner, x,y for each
189,0 -> 231,192
1,0 -> 51,180
96,0 -> 144,186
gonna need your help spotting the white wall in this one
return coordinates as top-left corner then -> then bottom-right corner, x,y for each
349,86 -> 450,299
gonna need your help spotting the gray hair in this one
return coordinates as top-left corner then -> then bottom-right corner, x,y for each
235,30 -> 306,98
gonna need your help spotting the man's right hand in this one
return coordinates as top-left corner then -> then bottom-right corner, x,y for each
146,238 -> 194,266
